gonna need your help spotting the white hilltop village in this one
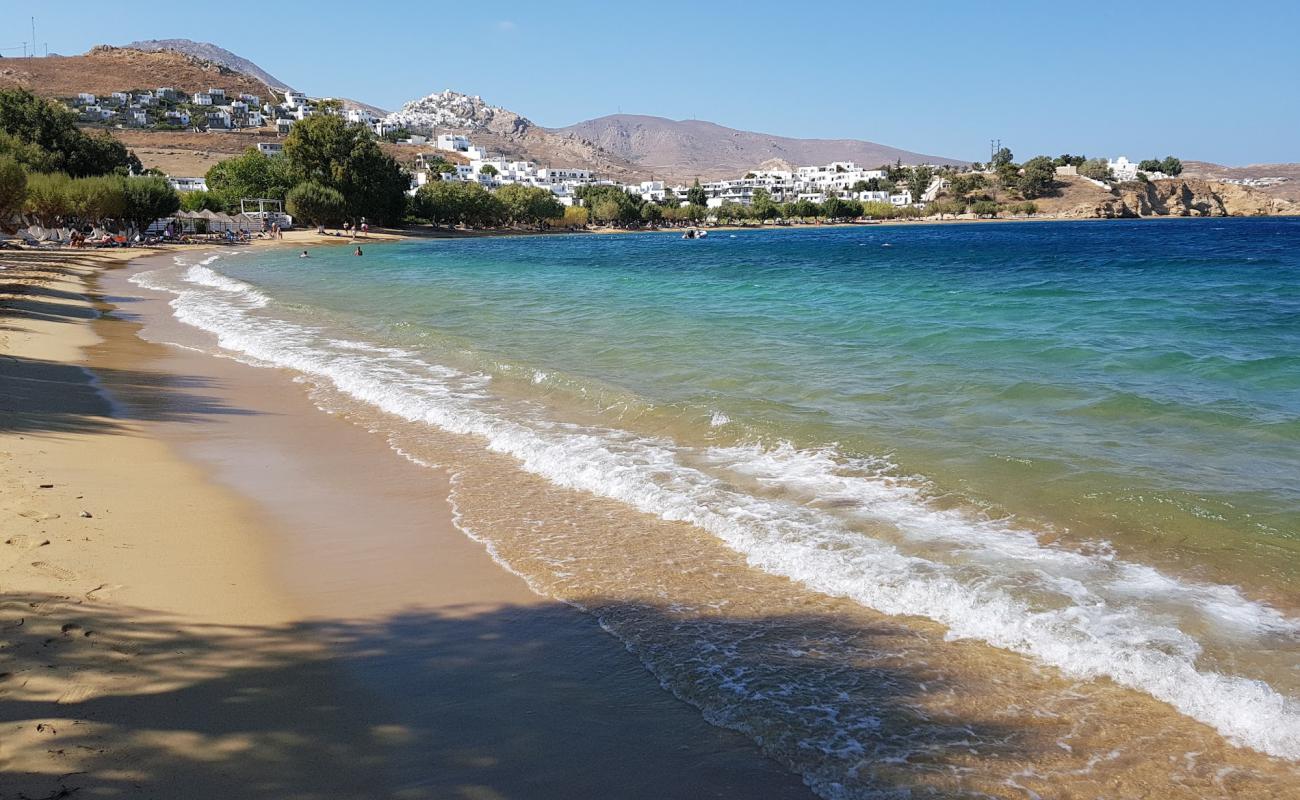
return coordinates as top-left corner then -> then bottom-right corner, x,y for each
369,90 -> 943,208
63,79 -> 1206,216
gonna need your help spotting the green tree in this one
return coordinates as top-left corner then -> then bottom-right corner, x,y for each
23,171 -> 72,225
479,164 -> 499,177
1138,159 -> 1163,173
788,198 -> 822,219
905,166 -> 935,204
750,188 -> 779,221
283,114 -> 409,224
851,180 -> 869,193
659,187 -> 679,208
971,200 -> 999,217
496,184 -> 563,226
821,196 -> 860,220
1078,158 -> 1113,181
205,148 -> 296,211
414,180 -> 463,227
0,155 -> 26,223
990,147 -> 1014,168
1160,156 -> 1183,176
861,201 -> 896,220
1053,154 -> 1086,167
0,88 -> 139,176
66,175 -> 126,225
286,181 -> 346,229
179,190 -> 222,212
1017,156 -> 1057,199
122,175 -> 180,233
686,179 -> 707,207
640,202 -> 663,225
575,185 -> 643,226
948,173 -> 988,199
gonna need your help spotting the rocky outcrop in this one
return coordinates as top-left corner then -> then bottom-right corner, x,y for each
1077,179 -> 1297,218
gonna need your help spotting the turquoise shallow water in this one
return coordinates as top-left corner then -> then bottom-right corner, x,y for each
229,220 -> 1300,590
131,218 -> 1300,778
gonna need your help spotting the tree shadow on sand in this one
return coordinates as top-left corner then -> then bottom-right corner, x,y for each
0,355 -> 256,435
0,595 -> 1038,800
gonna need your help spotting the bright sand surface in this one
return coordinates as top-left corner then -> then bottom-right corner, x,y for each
0,239 -> 812,799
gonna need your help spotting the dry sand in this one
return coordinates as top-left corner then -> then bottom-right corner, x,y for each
0,241 -> 811,799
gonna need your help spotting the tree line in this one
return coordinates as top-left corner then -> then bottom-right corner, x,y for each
0,88 -> 177,231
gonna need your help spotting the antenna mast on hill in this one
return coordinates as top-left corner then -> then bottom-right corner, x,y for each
990,138 -> 1001,163
30,17 -> 35,58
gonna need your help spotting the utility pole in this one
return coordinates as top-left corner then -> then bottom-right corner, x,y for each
30,17 -> 35,57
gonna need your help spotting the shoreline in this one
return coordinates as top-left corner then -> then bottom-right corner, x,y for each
0,242 -> 813,796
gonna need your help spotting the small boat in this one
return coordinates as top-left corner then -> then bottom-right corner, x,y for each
682,228 -> 708,239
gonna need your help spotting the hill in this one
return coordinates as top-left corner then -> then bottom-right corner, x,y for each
0,46 -> 269,99
385,90 -> 650,181
552,114 -> 965,180
1181,160 -> 1300,202
122,39 -> 294,91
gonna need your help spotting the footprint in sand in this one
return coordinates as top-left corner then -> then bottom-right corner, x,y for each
30,561 -> 76,582
83,584 -> 122,602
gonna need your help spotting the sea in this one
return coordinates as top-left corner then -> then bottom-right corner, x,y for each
130,218 -> 1300,798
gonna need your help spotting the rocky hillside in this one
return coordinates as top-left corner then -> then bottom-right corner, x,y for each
1050,178 -> 1297,218
0,47 -> 268,99
385,90 -> 650,181
122,39 -> 294,91
554,114 -> 965,181
1182,161 -> 1300,202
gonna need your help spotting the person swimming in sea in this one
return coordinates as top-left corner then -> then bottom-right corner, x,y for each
354,246 -> 363,256
300,250 -> 310,258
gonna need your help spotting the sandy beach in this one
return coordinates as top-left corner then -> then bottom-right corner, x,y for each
0,240 -> 812,799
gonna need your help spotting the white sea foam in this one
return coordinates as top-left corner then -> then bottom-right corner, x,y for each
128,255 -> 1300,761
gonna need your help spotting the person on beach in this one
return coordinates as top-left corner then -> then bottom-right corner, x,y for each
360,219 -> 368,237
354,246 -> 363,256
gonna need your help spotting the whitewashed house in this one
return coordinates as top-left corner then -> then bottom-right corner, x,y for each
209,88 -> 226,102
167,176 -> 208,193
76,92 -> 96,105
283,90 -> 309,108
157,87 -> 177,100
1107,157 -> 1140,182
192,92 -> 213,106
346,108 -> 379,126
276,118 -> 295,135
436,133 -> 471,152
257,142 -> 284,155
206,109 -> 232,129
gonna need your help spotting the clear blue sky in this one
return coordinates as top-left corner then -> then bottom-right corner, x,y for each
4,0 -> 1297,164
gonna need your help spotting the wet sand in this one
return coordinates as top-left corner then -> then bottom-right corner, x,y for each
1,245 -> 812,799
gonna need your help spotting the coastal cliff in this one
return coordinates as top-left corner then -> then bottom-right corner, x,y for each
1077,178 -> 1297,218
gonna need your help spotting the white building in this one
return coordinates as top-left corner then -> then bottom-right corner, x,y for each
240,93 -> 261,105
167,176 -> 208,193
192,92 -> 213,106
76,92 -> 97,105
209,88 -> 226,101
257,142 -> 285,155
164,110 -> 190,126
276,118 -> 295,135
157,87 -> 177,100
435,133 -> 471,152
347,108 -> 379,126
110,92 -> 130,105
283,91 -> 309,108
1107,156 -> 1140,182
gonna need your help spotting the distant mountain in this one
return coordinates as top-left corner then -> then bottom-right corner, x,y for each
552,114 -> 965,180
122,39 -> 294,91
